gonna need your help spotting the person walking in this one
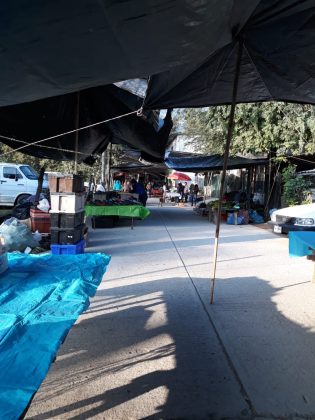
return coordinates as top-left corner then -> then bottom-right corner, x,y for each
146,181 -> 152,197
193,183 -> 199,206
183,182 -> 188,202
177,182 -> 185,202
189,183 -> 195,206
162,183 -> 167,202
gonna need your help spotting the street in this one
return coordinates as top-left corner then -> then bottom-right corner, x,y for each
27,204 -> 315,419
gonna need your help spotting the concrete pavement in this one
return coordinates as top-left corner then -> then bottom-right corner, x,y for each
26,203 -> 315,419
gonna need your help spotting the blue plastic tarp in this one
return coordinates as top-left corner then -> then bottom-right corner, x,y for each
0,252 -> 110,420
289,232 -> 315,257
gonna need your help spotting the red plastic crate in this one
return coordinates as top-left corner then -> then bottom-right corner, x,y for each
30,208 -> 51,233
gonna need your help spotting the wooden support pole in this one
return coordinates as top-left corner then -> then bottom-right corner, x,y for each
35,166 -> 46,205
74,92 -> 80,174
210,39 -> 243,304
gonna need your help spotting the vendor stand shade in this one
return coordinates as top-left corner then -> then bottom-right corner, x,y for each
167,172 -> 191,181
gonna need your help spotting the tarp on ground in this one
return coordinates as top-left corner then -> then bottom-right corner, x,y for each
0,252 -> 110,419
165,151 -> 268,172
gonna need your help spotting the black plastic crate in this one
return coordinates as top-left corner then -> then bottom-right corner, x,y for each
50,211 -> 85,229
92,216 -> 119,228
50,224 -> 85,244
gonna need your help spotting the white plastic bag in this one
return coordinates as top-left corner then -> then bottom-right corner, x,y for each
37,198 -> 50,212
0,218 -> 40,252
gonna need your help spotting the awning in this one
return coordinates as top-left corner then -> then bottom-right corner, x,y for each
144,1 -> 315,108
165,151 -> 268,172
0,1 -> 258,107
0,1 -> 314,164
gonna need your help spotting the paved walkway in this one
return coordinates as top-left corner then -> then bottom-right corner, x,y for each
27,204 -> 315,419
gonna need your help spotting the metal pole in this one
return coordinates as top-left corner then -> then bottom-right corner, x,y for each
74,92 -> 80,174
101,152 -> 106,184
109,142 -> 112,182
210,39 -> 243,304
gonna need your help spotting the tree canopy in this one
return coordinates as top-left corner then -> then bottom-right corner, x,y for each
175,103 -> 315,157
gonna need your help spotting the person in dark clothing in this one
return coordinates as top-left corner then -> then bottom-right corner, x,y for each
131,179 -> 148,206
177,182 -> 185,201
192,183 -> 199,206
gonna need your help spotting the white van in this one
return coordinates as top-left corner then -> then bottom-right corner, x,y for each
0,163 -> 48,206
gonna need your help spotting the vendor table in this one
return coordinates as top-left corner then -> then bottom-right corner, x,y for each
85,204 -> 150,229
0,252 -> 110,419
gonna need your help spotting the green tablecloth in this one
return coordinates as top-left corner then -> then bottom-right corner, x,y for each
85,204 -> 150,219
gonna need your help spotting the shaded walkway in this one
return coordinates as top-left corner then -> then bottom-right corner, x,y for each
26,206 -> 315,419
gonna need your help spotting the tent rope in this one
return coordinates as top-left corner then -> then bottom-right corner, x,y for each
0,135 -> 90,156
0,109 -> 140,158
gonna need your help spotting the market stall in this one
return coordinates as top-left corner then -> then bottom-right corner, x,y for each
85,204 -> 150,229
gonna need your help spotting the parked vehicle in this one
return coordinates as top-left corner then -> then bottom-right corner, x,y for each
165,188 -> 181,202
269,203 -> 315,234
0,163 -> 48,206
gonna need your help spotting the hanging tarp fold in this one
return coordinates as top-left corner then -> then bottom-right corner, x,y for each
0,86 -> 173,163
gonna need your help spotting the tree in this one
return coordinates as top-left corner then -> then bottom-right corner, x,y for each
281,164 -> 311,206
174,103 -> 315,157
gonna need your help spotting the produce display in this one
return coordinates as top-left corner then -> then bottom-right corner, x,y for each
90,191 -> 140,206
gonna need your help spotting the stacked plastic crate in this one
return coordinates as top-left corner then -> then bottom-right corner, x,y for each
49,175 -> 86,255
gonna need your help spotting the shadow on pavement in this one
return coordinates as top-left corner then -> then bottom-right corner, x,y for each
27,274 -> 315,419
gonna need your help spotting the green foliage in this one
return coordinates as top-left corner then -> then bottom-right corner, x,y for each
282,164 -> 311,206
175,103 -> 315,156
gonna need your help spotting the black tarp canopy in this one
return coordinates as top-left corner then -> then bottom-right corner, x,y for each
165,151 -> 268,173
111,161 -> 167,174
0,84 -> 173,164
144,1 -> 315,108
0,1 -> 259,107
110,148 -> 168,174
0,1 -> 314,165
0,1 -> 313,109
